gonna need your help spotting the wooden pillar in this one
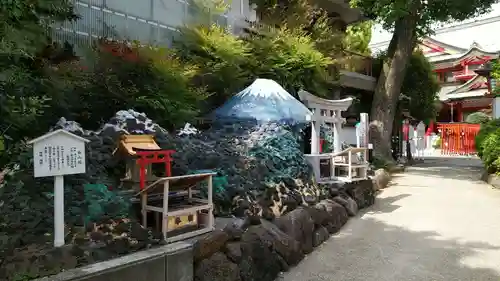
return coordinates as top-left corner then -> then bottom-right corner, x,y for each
457,102 -> 463,122
450,103 -> 454,122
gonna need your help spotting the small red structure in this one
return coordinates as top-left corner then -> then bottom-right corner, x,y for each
437,123 -> 481,155
115,135 -> 175,191
135,149 -> 175,190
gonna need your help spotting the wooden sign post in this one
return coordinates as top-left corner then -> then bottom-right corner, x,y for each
28,129 -> 90,247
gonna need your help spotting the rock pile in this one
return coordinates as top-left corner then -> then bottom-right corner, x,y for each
55,110 -> 320,218
0,109 -> 378,280
192,179 -> 376,281
0,219 -> 162,279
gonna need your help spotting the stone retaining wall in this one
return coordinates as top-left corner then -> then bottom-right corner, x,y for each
192,179 -> 376,281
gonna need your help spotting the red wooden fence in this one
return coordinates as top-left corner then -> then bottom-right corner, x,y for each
437,123 -> 481,155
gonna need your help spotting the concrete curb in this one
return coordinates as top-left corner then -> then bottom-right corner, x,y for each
34,242 -> 193,281
482,172 -> 500,189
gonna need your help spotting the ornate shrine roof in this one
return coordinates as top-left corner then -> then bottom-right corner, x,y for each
439,75 -> 489,102
369,10 -> 500,102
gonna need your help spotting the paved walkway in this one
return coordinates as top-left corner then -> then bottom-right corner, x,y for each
279,156 -> 500,281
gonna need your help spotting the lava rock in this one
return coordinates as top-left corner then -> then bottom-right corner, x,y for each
221,217 -> 249,241
345,180 -> 375,209
332,196 -> 358,217
224,242 -> 243,264
259,219 -> 304,266
316,200 -> 348,234
312,225 -> 330,247
193,229 -> 230,263
239,226 -> 282,281
373,168 -> 391,191
194,252 -> 241,281
274,207 -> 315,254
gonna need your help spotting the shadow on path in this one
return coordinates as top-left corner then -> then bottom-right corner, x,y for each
279,205 -> 500,281
402,156 -> 485,182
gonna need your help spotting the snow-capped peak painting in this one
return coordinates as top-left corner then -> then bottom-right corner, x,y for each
213,78 -> 313,124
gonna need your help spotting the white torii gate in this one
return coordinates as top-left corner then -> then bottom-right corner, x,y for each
298,90 -> 369,183
298,90 -> 352,154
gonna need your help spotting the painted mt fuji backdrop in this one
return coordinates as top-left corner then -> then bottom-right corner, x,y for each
213,78 -> 313,124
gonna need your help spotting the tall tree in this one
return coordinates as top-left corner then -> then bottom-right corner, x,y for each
353,0 -> 497,162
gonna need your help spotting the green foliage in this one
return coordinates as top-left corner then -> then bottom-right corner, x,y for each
479,128 -> 500,174
344,21 -> 373,55
176,25 -> 251,109
432,136 -> 441,149
0,0 -> 77,165
176,24 -> 335,110
352,0 -> 496,36
0,0 -> 76,56
245,26 -> 335,97
372,51 -> 439,121
249,0 -> 371,56
490,59 -> 500,96
465,112 -> 491,124
475,118 -> 500,159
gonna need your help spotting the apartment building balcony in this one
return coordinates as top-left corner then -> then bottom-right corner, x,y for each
335,51 -> 376,91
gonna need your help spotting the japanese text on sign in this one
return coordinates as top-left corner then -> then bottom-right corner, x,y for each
31,131 -> 87,178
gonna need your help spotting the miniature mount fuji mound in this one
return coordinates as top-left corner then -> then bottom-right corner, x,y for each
213,78 -> 312,124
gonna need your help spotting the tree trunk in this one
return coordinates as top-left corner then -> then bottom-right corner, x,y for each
369,7 -> 420,163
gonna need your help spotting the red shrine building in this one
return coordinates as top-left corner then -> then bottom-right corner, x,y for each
422,39 -> 498,122
371,11 -> 500,122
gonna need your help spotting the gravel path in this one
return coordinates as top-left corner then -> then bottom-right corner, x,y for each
278,156 -> 500,281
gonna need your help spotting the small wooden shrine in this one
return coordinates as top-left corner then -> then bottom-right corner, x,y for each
136,172 -> 215,242
114,135 -> 174,191
114,134 -> 214,242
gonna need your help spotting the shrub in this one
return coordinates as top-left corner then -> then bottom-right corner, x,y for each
432,136 -> 441,149
52,43 -> 208,131
465,112 -> 491,124
475,118 -> 500,158
480,128 -> 500,174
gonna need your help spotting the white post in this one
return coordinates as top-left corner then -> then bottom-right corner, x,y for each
310,119 -> 321,181
355,125 -> 361,148
360,113 -> 369,161
54,175 -> 65,247
311,121 -> 320,154
333,110 -> 341,153
493,97 -> 500,119
162,180 -> 169,241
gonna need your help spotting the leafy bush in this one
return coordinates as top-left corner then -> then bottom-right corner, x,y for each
465,112 -> 491,124
432,136 -> 441,149
245,26 -> 335,98
175,24 -> 336,113
175,25 -> 252,110
475,118 -> 500,158
44,43 -> 209,132
480,128 -> 500,174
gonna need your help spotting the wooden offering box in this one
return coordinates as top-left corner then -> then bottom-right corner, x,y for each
136,172 -> 215,243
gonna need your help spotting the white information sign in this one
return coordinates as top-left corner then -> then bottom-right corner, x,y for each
31,130 -> 88,177
28,129 -> 89,247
